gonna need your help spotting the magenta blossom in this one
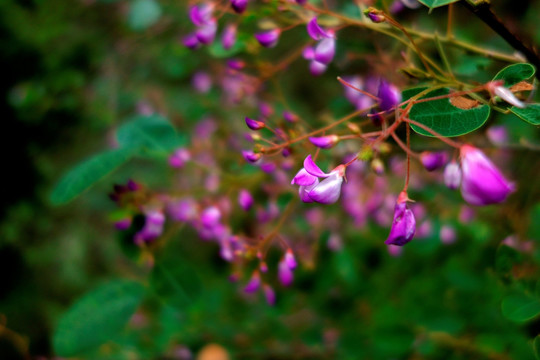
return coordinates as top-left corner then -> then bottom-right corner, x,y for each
460,145 -> 515,205
309,135 -> 339,149
238,189 -> 254,211
230,0 -> 248,13
377,80 -> 401,111
278,258 -> 294,286
221,24 -> 237,50
420,151 -> 448,171
385,192 -> 416,246
291,155 -> 346,204
314,37 -> 335,65
245,117 -> 265,130
244,271 -> 261,293
307,17 -> 332,41
189,3 -> 214,26
254,29 -> 281,48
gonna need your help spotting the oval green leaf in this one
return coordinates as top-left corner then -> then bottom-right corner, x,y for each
53,280 -> 145,357
403,87 -> 490,137
493,63 -> 536,87
418,0 -> 460,9
116,114 -> 186,153
50,147 -> 135,205
511,104 -> 540,125
501,293 -> 540,322
128,0 -> 162,31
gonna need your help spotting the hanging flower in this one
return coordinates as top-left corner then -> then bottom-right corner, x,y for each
385,192 -> 416,246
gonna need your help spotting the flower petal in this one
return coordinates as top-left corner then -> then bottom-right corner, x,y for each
308,172 -> 343,204
291,168 -> 317,186
307,17 -> 332,41
303,154 -> 329,177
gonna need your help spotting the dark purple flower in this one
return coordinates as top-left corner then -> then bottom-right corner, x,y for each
245,117 -> 265,130
238,189 -> 254,211
385,193 -> 416,246
231,0 -> 248,14
309,135 -> 339,149
183,33 -> 200,50
307,17 -> 332,41
377,80 -> 402,111
242,150 -> 262,163
444,161 -> 461,190
460,145 -> 515,205
254,29 -> 281,48
314,37 -> 335,65
221,24 -> 237,50
420,151 -> 448,171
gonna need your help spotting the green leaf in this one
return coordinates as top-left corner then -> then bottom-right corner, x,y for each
128,0 -> 162,31
511,104 -> 540,125
418,0 -> 461,9
501,293 -> 540,322
53,280 -> 145,357
50,147 -> 135,205
150,260 -> 201,308
116,114 -> 186,153
493,63 -> 536,87
403,87 -> 490,137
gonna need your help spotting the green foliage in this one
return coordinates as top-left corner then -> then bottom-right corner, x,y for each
418,0 -> 461,9
493,63 -> 536,87
511,105 -> 540,125
403,87 -> 491,137
150,259 -> 202,309
501,293 -> 540,322
53,280 -> 145,356
50,147 -> 135,205
534,335 -> 540,360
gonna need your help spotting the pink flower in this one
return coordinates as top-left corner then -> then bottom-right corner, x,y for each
254,29 -> 281,48
460,145 -> 515,205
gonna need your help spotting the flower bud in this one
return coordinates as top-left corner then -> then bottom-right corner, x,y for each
309,60 -> 327,76
443,161 -> 461,190
195,20 -> 217,45
283,111 -> 298,123
221,24 -> 237,50
192,72 -> 212,93
135,210 -> 165,243
314,37 -> 335,65
201,206 -> 221,229
230,0 -> 248,14
371,158 -> 385,175
245,117 -> 265,130
364,8 -> 386,23
284,249 -> 297,270
487,81 -> 526,108
183,33 -> 200,50
420,151 -> 448,172
263,284 -> 276,305
238,189 -> 254,211
254,29 -> 281,48
278,258 -> 294,286
244,271 -> 261,293
440,225 -> 456,244
460,145 -> 515,205
242,150 -> 262,163
486,125 -> 508,145
309,135 -> 339,149
377,80 -> 402,111
189,4 -> 213,26
169,147 -> 191,168
384,192 -> 416,246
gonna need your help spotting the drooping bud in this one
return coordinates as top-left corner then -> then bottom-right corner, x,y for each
263,284 -> 276,305
244,271 -> 261,293
242,150 -> 262,163
364,8 -> 386,23
460,145 -> 515,205
309,135 -> 339,149
377,80 -> 402,111
278,258 -> 294,286
284,249 -> 297,270
254,29 -> 281,48
195,19 -> 217,45
420,151 -> 448,171
189,4 -> 214,26
443,161 -> 461,190
201,206 -> 221,229
230,0 -> 248,14
487,81 -> 526,108
245,117 -> 265,130
283,111 -> 298,123
384,192 -> 416,246
238,189 -> 254,211
221,24 -> 237,50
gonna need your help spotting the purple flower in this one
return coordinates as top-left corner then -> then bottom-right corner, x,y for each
309,60 -> 327,76
192,72 -> 212,93
444,161 -> 461,190
291,155 -> 346,204
460,145 -> 515,205
245,117 -> 265,130
183,33 -> 200,50
168,198 -> 198,222
189,4 -> 213,26
263,284 -> 276,305
201,206 -> 221,228
230,0 -> 248,13
278,258 -> 294,286
221,24 -> 237,50
238,189 -> 254,211
309,135 -> 339,149
377,80 -> 401,111
420,151 -> 448,171
244,271 -> 261,293
254,29 -> 281,48
283,111 -> 298,123
314,37 -> 335,65
242,150 -> 262,163
115,218 -> 132,230
365,8 -> 386,23
487,125 -> 508,145
306,17 -> 332,41
385,192 -> 416,246
440,225 -> 456,244
284,249 -> 297,269
135,210 -> 165,243
169,147 -> 191,168
195,19 -> 217,45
